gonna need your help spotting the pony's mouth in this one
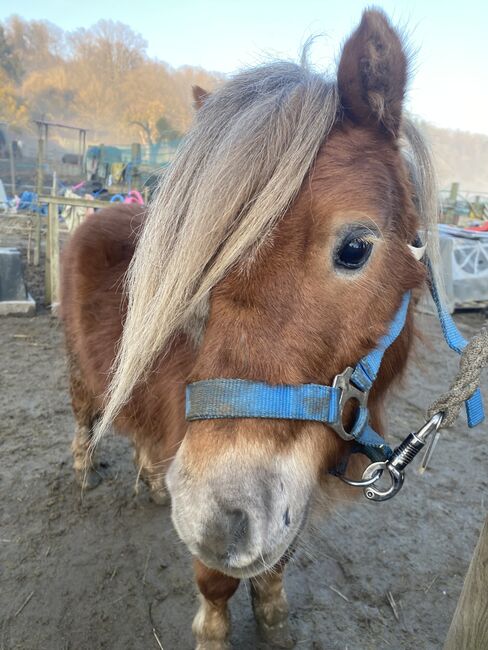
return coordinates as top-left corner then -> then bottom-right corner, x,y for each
198,544 -> 292,580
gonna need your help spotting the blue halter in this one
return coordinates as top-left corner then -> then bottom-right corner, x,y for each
186,266 -> 484,462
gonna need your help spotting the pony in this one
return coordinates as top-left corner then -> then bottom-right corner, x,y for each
60,10 -> 437,649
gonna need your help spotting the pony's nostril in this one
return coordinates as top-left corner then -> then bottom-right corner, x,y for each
196,508 -> 252,566
227,508 -> 249,544
283,507 -> 291,527
197,507 -> 251,562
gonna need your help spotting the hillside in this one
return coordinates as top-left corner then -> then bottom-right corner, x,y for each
1,15 -> 487,194
419,122 -> 488,194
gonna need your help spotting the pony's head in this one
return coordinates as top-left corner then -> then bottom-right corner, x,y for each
101,10 -> 437,578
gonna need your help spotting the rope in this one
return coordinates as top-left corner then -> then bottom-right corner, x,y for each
428,327 -> 488,427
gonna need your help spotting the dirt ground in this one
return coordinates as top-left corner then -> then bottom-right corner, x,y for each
1,234 -> 487,650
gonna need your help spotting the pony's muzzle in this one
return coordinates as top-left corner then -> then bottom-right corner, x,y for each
166,436 -> 317,578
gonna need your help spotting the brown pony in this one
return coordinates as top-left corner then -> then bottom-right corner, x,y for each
60,10 -> 437,649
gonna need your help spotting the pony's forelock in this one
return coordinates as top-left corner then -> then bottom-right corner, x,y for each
95,60 -> 339,442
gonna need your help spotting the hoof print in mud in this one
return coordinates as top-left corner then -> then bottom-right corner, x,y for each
149,487 -> 170,506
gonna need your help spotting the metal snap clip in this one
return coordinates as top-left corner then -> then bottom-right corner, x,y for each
361,412 -> 444,502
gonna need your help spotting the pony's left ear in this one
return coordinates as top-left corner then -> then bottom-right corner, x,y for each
192,85 -> 210,110
337,9 -> 408,136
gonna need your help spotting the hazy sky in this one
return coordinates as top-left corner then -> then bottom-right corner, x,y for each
2,0 -> 487,135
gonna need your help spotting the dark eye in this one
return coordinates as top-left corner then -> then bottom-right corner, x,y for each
334,235 -> 373,270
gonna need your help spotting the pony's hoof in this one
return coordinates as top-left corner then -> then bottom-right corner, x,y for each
75,468 -> 102,490
150,487 -> 170,505
257,619 -> 294,648
195,641 -> 229,650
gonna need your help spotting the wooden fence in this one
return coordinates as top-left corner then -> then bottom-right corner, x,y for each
39,195 -> 110,307
443,516 -> 488,649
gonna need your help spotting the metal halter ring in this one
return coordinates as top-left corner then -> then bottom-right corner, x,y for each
330,367 -> 369,441
336,412 -> 445,501
336,467 -> 384,488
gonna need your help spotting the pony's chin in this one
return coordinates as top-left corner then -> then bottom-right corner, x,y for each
198,547 -> 289,580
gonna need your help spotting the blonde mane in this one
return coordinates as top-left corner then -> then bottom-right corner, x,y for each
95,61 -> 438,443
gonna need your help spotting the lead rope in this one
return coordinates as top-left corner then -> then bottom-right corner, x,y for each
427,327 -> 488,427
355,325 -> 488,500
417,326 -> 488,473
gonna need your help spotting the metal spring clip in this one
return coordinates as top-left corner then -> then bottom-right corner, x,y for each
342,412 -> 444,502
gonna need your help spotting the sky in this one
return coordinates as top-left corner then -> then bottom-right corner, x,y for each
2,0 -> 487,135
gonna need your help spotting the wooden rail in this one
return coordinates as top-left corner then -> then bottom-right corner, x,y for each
38,195 -> 110,210
443,516 -> 488,649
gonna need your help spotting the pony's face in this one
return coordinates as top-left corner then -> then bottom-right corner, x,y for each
167,11 -> 426,578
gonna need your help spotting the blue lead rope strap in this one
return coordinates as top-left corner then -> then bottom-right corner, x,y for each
426,258 -> 485,428
186,378 -> 340,424
354,423 -> 393,461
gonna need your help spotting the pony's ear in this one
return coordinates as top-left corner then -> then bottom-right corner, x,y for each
337,9 -> 408,136
192,85 -> 210,110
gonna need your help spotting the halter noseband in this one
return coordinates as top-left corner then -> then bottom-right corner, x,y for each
187,290 -> 411,462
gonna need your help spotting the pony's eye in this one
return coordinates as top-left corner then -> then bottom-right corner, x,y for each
334,235 -> 373,270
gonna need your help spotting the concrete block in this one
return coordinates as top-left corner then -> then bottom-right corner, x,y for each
0,247 -> 36,315
0,294 -> 36,316
0,247 -> 27,300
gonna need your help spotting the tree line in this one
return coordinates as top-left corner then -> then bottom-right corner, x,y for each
1,15 -> 487,191
0,16 -> 222,149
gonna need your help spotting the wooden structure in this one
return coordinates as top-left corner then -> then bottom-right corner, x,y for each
40,195 -> 108,306
33,121 -> 89,267
444,516 -> 488,649
441,182 -> 488,226
34,120 -> 88,179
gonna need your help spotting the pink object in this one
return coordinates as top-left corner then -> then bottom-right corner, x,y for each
124,190 -> 144,205
84,193 -> 95,216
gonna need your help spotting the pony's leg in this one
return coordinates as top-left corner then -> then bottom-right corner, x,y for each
192,560 -> 240,650
133,446 -> 170,505
251,566 -> 293,647
68,356 -> 101,489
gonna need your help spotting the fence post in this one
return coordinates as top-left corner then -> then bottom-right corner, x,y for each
449,182 -> 459,202
443,517 -> 488,649
33,137 -> 44,266
8,141 -> 16,196
45,200 -> 59,307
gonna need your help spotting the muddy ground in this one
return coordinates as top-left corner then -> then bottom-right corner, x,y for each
1,231 -> 487,650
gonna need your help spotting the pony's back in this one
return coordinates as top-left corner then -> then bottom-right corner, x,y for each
60,203 -> 192,494
60,204 -> 144,399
